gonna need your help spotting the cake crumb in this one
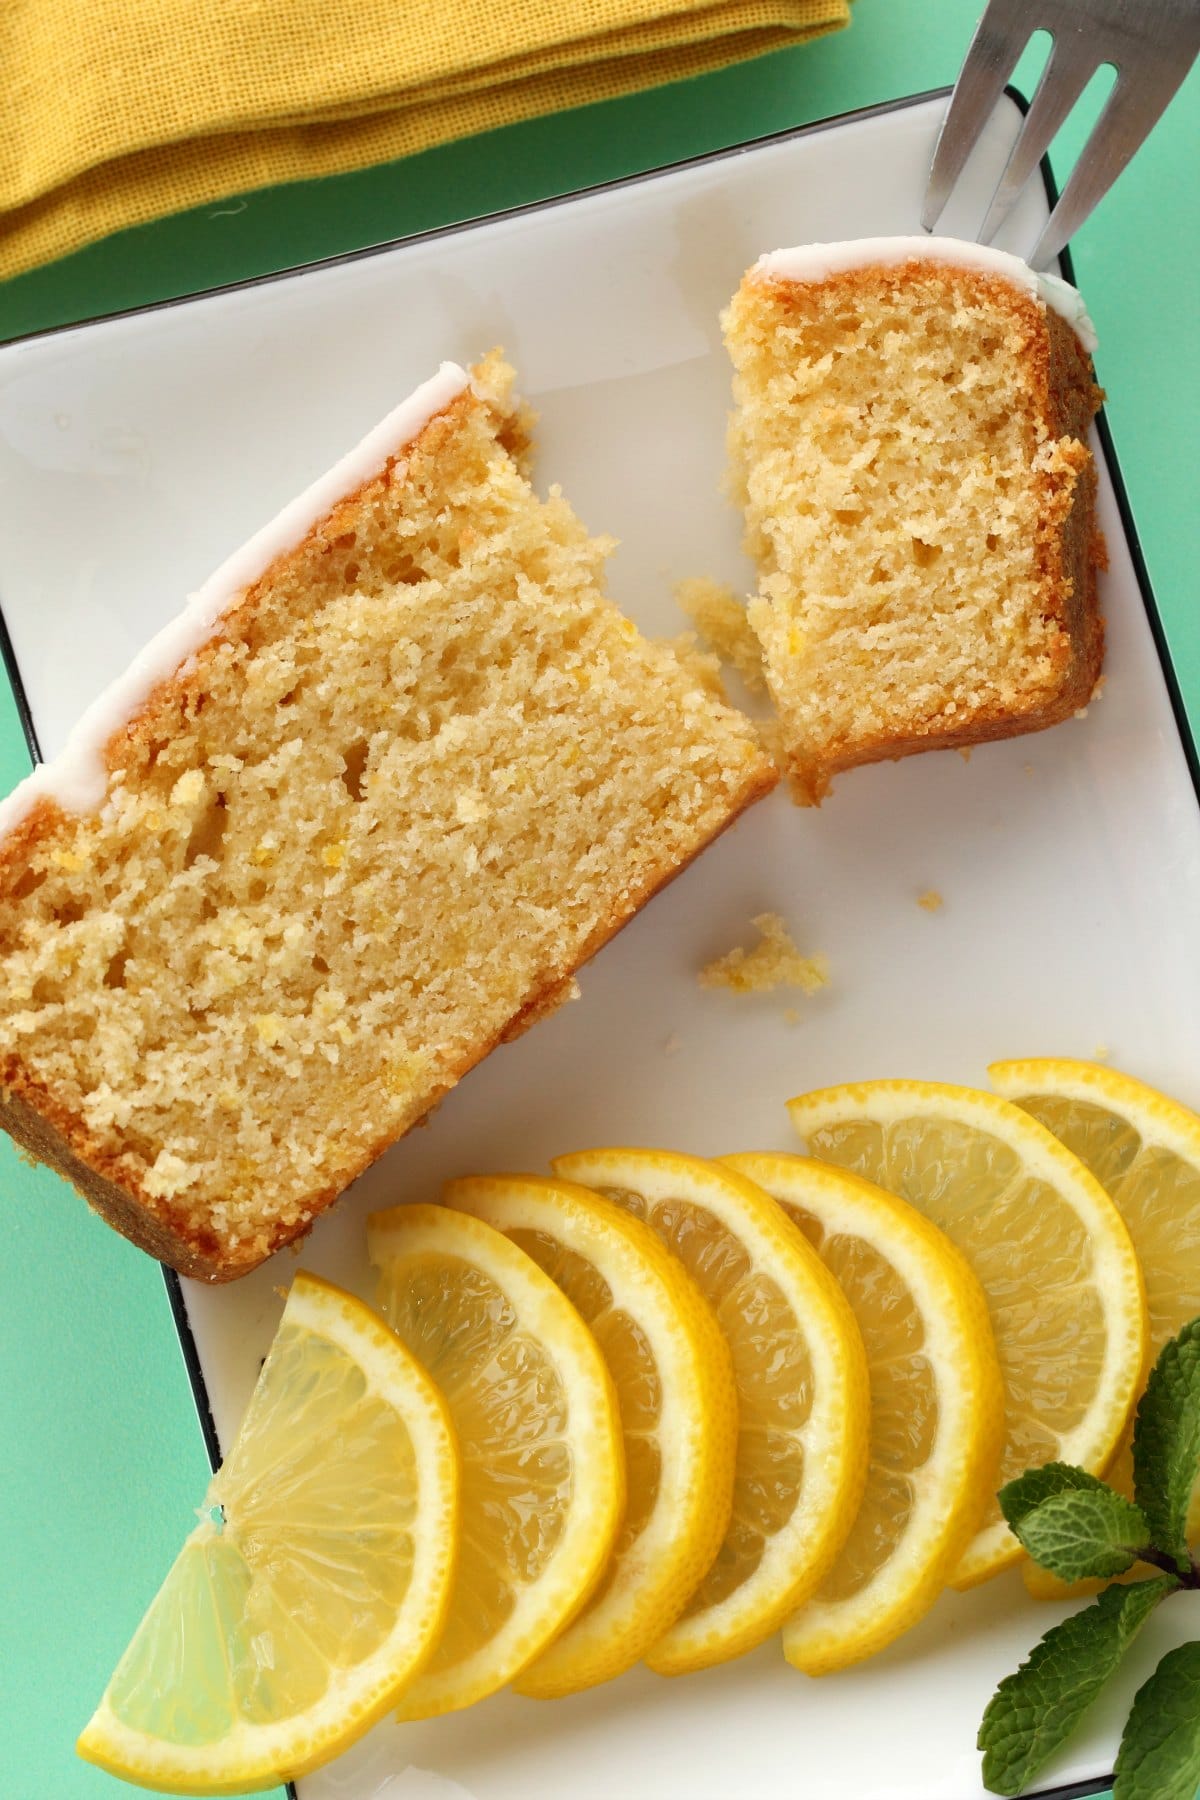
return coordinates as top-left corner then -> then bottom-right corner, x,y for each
675,577 -> 766,694
0,352 -> 776,1284
958,747 -> 972,764
667,632 -> 725,698
917,889 -> 944,913
663,1032 -> 682,1056
1093,1044 -> 1111,1063
783,1007 -> 802,1027
723,265 -> 1104,805
757,715 -> 787,772
700,913 -> 829,996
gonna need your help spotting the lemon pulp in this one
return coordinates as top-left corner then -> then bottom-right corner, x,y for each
621,1192 -> 815,1612
391,1254 -> 571,1666
370,1203 -> 622,1716
555,1148 -> 869,1672
447,1172 -> 737,1696
78,1273 -> 456,1795
509,1226 -> 662,1579
991,1058 -> 1200,1590
727,1151 -> 1003,1671
789,1081 -> 1146,1587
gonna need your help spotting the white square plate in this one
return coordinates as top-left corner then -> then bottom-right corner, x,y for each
3,89 -> 1199,1800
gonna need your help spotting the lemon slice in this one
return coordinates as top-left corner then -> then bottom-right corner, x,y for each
444,1172 -> 738,1697
368,1203 -> 623,1718
77,1272 -> 457,1796
553,1147 -> 869,1674
992,1057 -> 1200,1595
787,1080 -> 1147,1589
725,1152 -> 1004,1671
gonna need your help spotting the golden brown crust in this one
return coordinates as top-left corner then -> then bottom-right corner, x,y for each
0,1074 -> 260,1280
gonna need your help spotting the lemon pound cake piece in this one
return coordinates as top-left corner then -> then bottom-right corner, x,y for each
724,238 -> 1105,804
0,356 -> 774,1281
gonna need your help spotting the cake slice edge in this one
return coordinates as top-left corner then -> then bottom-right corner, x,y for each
0,354 -> 776,1280
725,238 -> 1106,804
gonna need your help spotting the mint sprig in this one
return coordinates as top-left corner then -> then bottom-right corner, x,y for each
1007,1487 -> 1151,1582
1114,1642 -> 1200,1800
1000,1464 -> 1151,1581
979,1577 -> 1177,1796
999,1461 -> 1116,1527
979,1319 -> 1200,1798
1133,1316 -> 1200,1570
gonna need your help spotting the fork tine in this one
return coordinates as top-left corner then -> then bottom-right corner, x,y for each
978,36 -> 1098,244
922,0 -> 1044,232
1031,54 -> 1200,267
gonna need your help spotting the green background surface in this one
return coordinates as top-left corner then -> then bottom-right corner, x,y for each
1,1 -> 1195,1795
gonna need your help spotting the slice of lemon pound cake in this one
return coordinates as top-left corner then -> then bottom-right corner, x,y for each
0,355 -> 774,1281
724,239 -> 1105,804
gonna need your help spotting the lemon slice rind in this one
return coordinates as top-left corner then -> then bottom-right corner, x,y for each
77,1272 -> 457,1796
990,1058 -> 1200,1176
990,1058 -> 1200,1600
445,1172 -> 738,1697
787,1080 -> 1147,1590
368,1203 -> 623,1718
725,1151 -> 1004,1670
553,1147 -> 870,1674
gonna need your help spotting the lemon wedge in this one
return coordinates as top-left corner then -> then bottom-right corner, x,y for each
368,1202 -> 623,1717
992,1057 -> 1200,1595
725,1152 -> 1004,1670
553,1147 -> 869,1674
787,1080 -> 1147,1589
77,1272 -> 457,1796
445,1172 -> 738,1696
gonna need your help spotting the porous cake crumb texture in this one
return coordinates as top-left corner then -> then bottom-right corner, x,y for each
675,577 -> 767,694
724,263 -> 1104,803
699,913 -> 828,996
0,356 -> 773,1279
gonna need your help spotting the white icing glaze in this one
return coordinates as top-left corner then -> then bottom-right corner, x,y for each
0,360 -> 470,835
753,236 -> 1098,353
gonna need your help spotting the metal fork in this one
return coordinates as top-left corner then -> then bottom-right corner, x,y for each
922,0 -> 1200,269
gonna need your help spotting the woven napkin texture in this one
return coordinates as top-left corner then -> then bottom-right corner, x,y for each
1,0 -> 849,280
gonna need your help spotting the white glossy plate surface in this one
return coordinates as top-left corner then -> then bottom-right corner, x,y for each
2,90 -> 1199,1800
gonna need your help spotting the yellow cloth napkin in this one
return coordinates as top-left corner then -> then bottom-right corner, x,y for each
1,0 -> 848,281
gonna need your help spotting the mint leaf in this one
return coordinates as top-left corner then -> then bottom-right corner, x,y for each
1113,1641 -> 1200,1800
1012,1488 -> 1151,1582
999,1464 -> 1147,1575
979,1577 -> 1177,1796
1133,1317 -> 1200,1568
1000,1462 -> 1116,1532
